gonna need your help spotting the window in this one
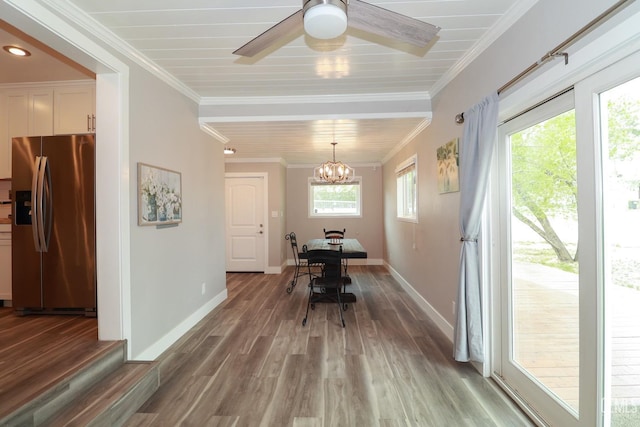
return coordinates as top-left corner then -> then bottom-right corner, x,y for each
308,178 -> 361,217
396,155 -> 417,221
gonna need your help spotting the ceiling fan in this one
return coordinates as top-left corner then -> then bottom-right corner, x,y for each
233,0 -> 440,57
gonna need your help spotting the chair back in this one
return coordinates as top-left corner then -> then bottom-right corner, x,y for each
323,228 -> 346,240
285,232 -> 301,266
305,248 -> 343,282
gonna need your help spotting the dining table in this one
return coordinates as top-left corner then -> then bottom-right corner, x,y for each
303,238 -> 367,258
303,238 -> 367,303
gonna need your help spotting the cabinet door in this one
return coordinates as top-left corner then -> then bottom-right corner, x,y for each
0,92 -> 29,178
54,85 -> 95,134
28,89 -> 54,136
0,89 -> 54,178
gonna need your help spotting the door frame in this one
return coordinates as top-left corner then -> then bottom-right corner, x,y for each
224,172 -> 269,273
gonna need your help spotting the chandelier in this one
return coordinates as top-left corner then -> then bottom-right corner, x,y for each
314,142 -> 354,183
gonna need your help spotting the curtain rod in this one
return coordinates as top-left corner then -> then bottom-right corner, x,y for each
454,0 -> 632,124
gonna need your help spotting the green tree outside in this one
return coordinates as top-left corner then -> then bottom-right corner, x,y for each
510,94 -> 640,265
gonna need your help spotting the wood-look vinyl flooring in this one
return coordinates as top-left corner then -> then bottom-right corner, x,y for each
127,266 -> 533,427
0,308 -> 108,419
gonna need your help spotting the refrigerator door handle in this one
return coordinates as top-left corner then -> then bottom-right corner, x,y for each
32,156 -> 51,252
40,156 -> 52,252
31,156 -> 43,252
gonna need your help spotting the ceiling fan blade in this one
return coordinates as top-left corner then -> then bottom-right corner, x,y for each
347,0 -> 440,48
233,9 -> 304,57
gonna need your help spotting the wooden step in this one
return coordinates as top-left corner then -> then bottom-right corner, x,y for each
0,340 -> 127,426
46,361 -> 159,427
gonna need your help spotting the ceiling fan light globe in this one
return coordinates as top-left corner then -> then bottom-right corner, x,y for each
304,4 -> 348,39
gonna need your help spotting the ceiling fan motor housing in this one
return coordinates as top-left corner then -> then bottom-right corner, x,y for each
303,0 -> 348,39
234,0 -> 440,57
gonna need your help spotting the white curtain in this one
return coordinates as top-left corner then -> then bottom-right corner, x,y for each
454,92 -> 499,362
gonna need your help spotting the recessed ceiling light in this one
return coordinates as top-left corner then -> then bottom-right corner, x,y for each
224,147 -> 236,154
3,45 -> 31,57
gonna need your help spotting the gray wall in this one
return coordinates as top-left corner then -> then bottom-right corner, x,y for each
286,165 -> 383,262
128,63 -> 226,357
382,0 -> 627,329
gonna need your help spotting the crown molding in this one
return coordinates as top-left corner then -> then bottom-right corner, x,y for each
225,157 -> 286,165
429,0 -> 539,97
200,91 -> 431,106
200,111 -> 430,124
287,162 -> 381,169
382,116 -> 432,164
199,123 -> 229,143
41,0 -> 201,104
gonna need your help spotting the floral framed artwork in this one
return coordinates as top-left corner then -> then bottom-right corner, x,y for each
437,138 -> 460,194
138,163 -> 182,226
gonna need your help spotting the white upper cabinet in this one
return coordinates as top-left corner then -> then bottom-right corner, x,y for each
54,85 -> 95,135
29,89 -> 55,136
5,89 -> 54,137
0,82 -> 95,178
0,88 -> 55,178
6,92 -> 29,139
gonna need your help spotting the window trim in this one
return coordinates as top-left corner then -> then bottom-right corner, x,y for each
308,177 -> 362,218
396,154 -> 418,223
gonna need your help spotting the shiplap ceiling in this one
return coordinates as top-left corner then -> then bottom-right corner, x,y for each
3,0 -> 535,165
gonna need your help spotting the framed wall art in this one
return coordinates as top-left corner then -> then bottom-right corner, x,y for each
437,138 -> 460,194
138,162 -> 182,226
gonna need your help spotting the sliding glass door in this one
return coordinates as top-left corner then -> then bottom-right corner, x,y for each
495,90 -> 582,426
493,50 -> 640,426
577,64 -> 640,427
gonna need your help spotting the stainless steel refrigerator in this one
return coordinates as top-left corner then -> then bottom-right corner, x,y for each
11,134 -> 96,316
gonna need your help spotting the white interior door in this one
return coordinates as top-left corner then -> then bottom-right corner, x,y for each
225,175 -> 266,272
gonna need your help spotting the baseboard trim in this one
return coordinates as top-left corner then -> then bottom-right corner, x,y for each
133,288 -> 228,361
385,262 -> 454,342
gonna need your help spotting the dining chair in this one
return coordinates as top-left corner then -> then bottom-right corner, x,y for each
323,228 -> 345,240
323,228 -> 349,278
302,247 -> 347,328
284,232 -> 308,294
